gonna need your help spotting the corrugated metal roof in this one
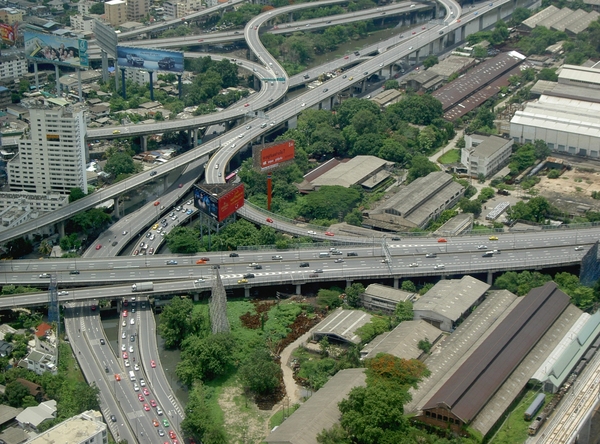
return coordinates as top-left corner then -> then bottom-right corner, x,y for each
522,5 -> 560,29
312,308 -> 372,344
422,282 -> 570,423
537,7 -> 574,29
558,63 -> 600,85
566,10 -> 599,34
364,283 -> 414,303
361,320 -> 442,360
552,8 -> 587,31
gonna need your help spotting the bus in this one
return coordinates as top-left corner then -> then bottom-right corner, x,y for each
225,170 -> 237,182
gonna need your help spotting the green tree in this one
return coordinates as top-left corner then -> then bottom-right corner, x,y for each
238,348 -> 281,395
103,152 -> 138,178
5,380 -> 29,407
538,68 -> 558,81
548,169 -> 561,179
418,339 -> 432,354
387,94 -> 443,125
166,226 -> 201,254
383,79 -> 400,90
177,332 -> 235,384
68,188 -> 86,203
158,297 -> 194,348
38,239 -> 52,256
479,187 -> 495,201
394,301 -> 413,323
5,237 -> 33,258
422,55 -> 438,68
335,98 -> 381,128
355,317 -> 390,343
344,283 -> 365,308
317,288 -> 343,309
400,280 -> 416,293
299,186 -> 361,220
181,382 -> 227,444
459,198 -> 482,217
406,156 -> 438,183
511,7 -> 531,25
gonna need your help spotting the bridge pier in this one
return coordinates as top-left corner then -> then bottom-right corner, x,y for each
393,278 -> 399,289
57,220 -> 65,238
487,271 -> 494,286
253,75 -> 260,91
140,135 -> 147,152
346,279 -> 353,288
296,284 -> 301,295
244,287 -> 250,298
193,293 -> 199,302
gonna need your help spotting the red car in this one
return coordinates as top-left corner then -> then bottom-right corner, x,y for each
266,218 -> 273,223
152,419 -> 160,427
199,257 -> 210,261
123,352 -> 128,359
144,404 -> 151,411
422,26 -> 426,29
114,374 -> 121,381
437,238 -> 447,243
122,310 -> 128,317
198,39 -> 203,42
133,250 -> 139,256
154,201 -> 160,206
344,55 -> 349,59
91,305 -> 97,311
325,231 -> 334,237
138,394 -> 144,402
412,31 -> 416,34
169,431 -> 177,440
178,183 -> 183,188
95,244 -> 102,250
244,103 -> 249,107
150,399 -> 157,407
143,388 -> 150,396
150,360 -> 156,368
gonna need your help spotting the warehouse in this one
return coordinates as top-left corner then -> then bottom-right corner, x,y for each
360,320 -> 442,360
311,308 -> 372,344
412,275 -> 490,331
302,155 -> 392,191
360,283 -> 415,314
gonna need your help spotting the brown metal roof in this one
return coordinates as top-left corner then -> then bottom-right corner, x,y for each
422,282 -> 570,423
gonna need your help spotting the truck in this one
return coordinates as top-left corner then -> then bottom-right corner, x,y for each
131,282 -> 153,292
126,53 -> 144,67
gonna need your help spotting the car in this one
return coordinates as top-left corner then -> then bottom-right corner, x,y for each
300,262 -> 309,267
143,404 -> 150,411
150,171 -> 157,177
437,238 -> 447,243
152,419 -> 160,427
363,71 -> 368,75
111,240 -> 118,247
243,273 -> 255,279
166,260 -> 178,265
129,346 -> 134,353
140,379 -> 146,387
477,245 -> 488,250
95,244 -> 102,250
140,242 -> 146,249
347,252 -> 358,257
199,257 -> 210,261
148,247 -> 155,255
474,11 -> 478,15
434,264 -> 445,270
152,223 -> 159,230
344,55 -> 349,59
133,250 -> 139,256
272,255 -> 283,260
186,209 -> 193,215
457,18 -> 461,22
354,51 -> 360,56
114,374 -> 121,381
229,252 -> 239,257
138,394 -> 144,402
122,320 -> 126,327
249,262 -> 259,267
163,419 -> 170,428
195,278 -> 205,283
313,269 -> 324,273
575,246 -> 584,251
308,230 -> 317,235
150,399 -> 157,407
343,74 -> 347,78
154,201 -> 160,206
325,231 -> 335,236
143,388 -> 150,396
305,23 -> 310,27
409,263 -> 419,267
244,103 -> 249,107
409,46 -> 413,50
422,26 -> 426,29
70,270 -> 80,275
121,344 -> 126,352
425,253 -> 437,258
196,259 -> 206,264
238,279 -> 248,284
301,103 -> 306,107
334,258 -> 344,263
100,338 -> 105,345
379,63 -> 384,67
131,335 -> 135,342
489,236 -> 498,241
412,31 -> 416,34
246,125 -> 252,130
113,130 -> 121,134
122,310 -> 128,317
323,88 -> 329,93
110,414 -> 117,422
130,318 -> 135,325
158,429 -> 165,437
58,290 -> 69,296
122,352 -> 128,359
150,360 -> 156,368
169,431 -> 177,440
253,264 -> 262,269
38,272 -> 51,278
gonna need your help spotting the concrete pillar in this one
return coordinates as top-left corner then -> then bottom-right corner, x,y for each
244,287 -> 250,298
346,279 -> 353,288
148,71 -> 154,101
34,62 -> 39,91
55,65 -> 60,95
193,293 -> 199,302
78,69 -> 82,102
187,130 -> 192,147
101,51 -> 109,82
121,68 -> 127,99
296,284 -> 301,295
141,135 -> 148,152
178,74 -> 182,99
393,278 -> 399,289
253,75 -> 260,91
487,270 -> 494,285
57,220 -> 65,238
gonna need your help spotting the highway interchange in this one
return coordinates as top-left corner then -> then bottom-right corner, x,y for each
7,0 -> 596,442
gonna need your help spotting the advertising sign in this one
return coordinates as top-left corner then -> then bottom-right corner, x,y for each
0,24 -> 15,43
218,183 -> 245,222
93,19 -> 117,57
193,183 -> 245,222
24,32 -> 89,68
117,46 -> 184,73
260,140 -> 295,170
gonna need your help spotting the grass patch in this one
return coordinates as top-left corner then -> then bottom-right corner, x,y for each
438,149 -> 461,164
270,403 -> 301,429
489,389 -> 549,444
58,341 -> 85,383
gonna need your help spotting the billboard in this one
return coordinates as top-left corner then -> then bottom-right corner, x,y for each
93,19 -> 117,57
259,140 -> 295,170
24,32 -> 89,68
193,183 -> 245,222
117,46 -> 184,73
0,24 -> 15,44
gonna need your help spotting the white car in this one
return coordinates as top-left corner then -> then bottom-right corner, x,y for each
477,245 -> 488,250
195,278 -> 205,283
307,230 -> 317,235
575,246 -> 584,251
133,383 -> 139,391
129,346 -> 134,353
124,360 -> 130,367
409,263 -> 419,267
134,364 -> 140,371
139,379 -> 146,387
58,291 -> 68,296
122,332 -> 126,339
121,344 -> 126,351
122,321 -> 126,327
130,318 -> 135,325
434,264 -> 446,270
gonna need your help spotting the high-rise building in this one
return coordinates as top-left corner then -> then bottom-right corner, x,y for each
7,102 -> 88,195
105,0 -> 127,26
127,0 -> 150,22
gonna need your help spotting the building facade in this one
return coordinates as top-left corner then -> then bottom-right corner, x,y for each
0,7 -> 23,24
7,103 -> 88,195
69,14 -> 95,33
461,134 -> 513,178
25,410 -> 108,444
126,0 -> 149,22
105,0 -> 127,26
0,55 -> 28,82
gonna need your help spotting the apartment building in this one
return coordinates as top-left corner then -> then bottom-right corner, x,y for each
105,0 -> 127,26
0,54 -> 27,82
127,0 -> 149,22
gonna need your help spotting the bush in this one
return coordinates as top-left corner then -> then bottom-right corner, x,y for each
548,169 -> 560,179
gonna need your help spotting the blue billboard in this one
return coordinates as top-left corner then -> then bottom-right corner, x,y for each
117,46 -> 184,73
24,32 -> 89,68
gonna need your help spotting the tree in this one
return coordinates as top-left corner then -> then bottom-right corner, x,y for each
103,152 -> 138,178
299,186 -> 361,221
335,98 -> 380,128
158,297 -> 194,348
344,283 -> 364,308
422,55 -> 438,68
387,94 -> 443,125
394,301 -> 413,323
478,187 -> 495,201
355,317 -> 390,343
418,339 -> 432,354
5,380 -> 30,407
511,7 -> 531,25
538,68 -> 558,81
68,188 -> 86,203
406,156 -> 438,183
548,169 -> 560,179
5,237 -> 33,258
38,239 -> 52,256
317,288 -> 343,309
166,227 -> 201,254
238,348 -> 281,395
383,79 -> 400,90
400,280 -> 416,293
181,382 -> 227,444
177,332 -> 235,384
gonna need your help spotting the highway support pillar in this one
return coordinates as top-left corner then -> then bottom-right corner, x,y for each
34,62 -> 40,92
148,71 -> 154,101
346,279 -> 353,288
55,65 -> 60,96
57,220 -> 65,238
244,287 -> 250,298
487,270 -> 494,285
578,413 -> 593,444
193,293 -> 199,302
120,68 -> 127,99
113,196 -> 122,218
178,74 -> 182,99
101,50 -> 109,82
78,69 -> 82,102
296,284 -> 301,295
141,135 -> 148,152
393,278 -> 399,289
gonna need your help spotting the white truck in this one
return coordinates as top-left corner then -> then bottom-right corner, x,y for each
131,282 -> 153,292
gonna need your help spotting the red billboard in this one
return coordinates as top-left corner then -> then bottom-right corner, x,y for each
0,24 -> 15,43
218,183 -> 245,221
260,140 -> 295,170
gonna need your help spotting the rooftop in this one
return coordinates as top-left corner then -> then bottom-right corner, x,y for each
363,283 -> 414,303
311,308 -> 372,344
551,8 -> 587,32
530,80 -> 600,103
522,5 -> 560,29
566,10 -> 599,34
16,400 -> 56,428
422,282 -> 570,423
310,155 -> 390,188
467,134 -> 512,158
264,369 -> 366,444
537,7 -> 574,29
559,64 -> 600,86
26,410 -> 106,444
413,275 -> 490,322
361,320 -> 442,360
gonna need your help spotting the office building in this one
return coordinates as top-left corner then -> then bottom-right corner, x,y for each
461,134 -> 513,178
7,102 -> 88,195
127,0 -> 149,22
105,0 -> 127,26
0,55 -> 28,82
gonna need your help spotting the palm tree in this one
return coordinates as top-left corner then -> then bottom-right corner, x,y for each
38,239 -> 52,256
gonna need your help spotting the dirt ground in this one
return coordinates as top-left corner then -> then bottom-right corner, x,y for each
536,168 -> 600,214
218,386 -> 273,444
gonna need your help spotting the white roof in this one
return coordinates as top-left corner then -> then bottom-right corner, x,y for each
558,64 -> 600,86
16,400 -> 56,427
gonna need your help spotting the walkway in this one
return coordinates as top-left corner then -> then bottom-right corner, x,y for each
280,331 -> 312,405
